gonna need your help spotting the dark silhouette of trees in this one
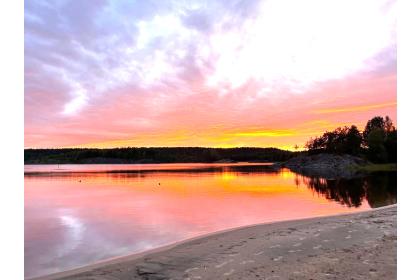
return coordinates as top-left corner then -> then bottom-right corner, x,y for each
363,116 -> 397,163
363,116 -> 394,142
344,125 -> 363,155
305,125 -> 362,155
366,128 -> 387,162
385,129 -> 397,162
24,147 -> 294,164
305,116 -> 396,163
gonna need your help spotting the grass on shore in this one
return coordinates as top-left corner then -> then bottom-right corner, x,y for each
352,163 -> 397,172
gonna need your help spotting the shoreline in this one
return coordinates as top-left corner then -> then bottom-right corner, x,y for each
23,162 -> 275,176
32,204 -> 397,280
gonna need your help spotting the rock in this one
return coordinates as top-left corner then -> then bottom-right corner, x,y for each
281,153 -> 369,179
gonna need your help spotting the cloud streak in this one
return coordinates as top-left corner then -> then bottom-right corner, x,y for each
314,101 -> 397,114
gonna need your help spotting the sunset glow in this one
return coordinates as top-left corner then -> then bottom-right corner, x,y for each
25,0 -> 396,149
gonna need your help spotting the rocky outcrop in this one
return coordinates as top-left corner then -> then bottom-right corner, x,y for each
281,153 -> 369,179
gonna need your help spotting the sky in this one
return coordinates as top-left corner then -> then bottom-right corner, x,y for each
24,0 -> 396,150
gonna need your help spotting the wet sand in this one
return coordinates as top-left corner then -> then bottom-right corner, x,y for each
35,205 -> 397,280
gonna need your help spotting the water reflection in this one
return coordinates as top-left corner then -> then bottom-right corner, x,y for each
295,172 -> 397,208
24,164 -> 396,278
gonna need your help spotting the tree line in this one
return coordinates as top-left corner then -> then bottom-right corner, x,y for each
24,147 -> 294,164
305,116 -> 397,163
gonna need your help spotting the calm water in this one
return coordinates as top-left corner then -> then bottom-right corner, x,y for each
24,163 -> 396,278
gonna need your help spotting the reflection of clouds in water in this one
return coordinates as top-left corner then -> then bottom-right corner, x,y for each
54,214 -> 188,269
26,209 -> 186,277
58,214 -> 85,257
25,210 -> 89,276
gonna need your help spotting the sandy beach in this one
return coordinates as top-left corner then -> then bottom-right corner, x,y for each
35,205 -> 397,280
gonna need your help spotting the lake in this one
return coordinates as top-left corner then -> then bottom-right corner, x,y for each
24,163 -> 396,278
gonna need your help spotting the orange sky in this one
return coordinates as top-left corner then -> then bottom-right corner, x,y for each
24,0 -> 396,150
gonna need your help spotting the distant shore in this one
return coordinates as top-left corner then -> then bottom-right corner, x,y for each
34,205 -> 397,280
24,147 -> 294,165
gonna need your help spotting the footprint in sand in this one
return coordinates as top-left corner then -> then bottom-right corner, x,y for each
224,269 -> 235,276
215,259 -> 233,268
288,249 -> 302,253
240,260 -> 255,265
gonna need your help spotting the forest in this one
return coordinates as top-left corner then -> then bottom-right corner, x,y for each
305,116 -> 397,163
24,147 -> 294,164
